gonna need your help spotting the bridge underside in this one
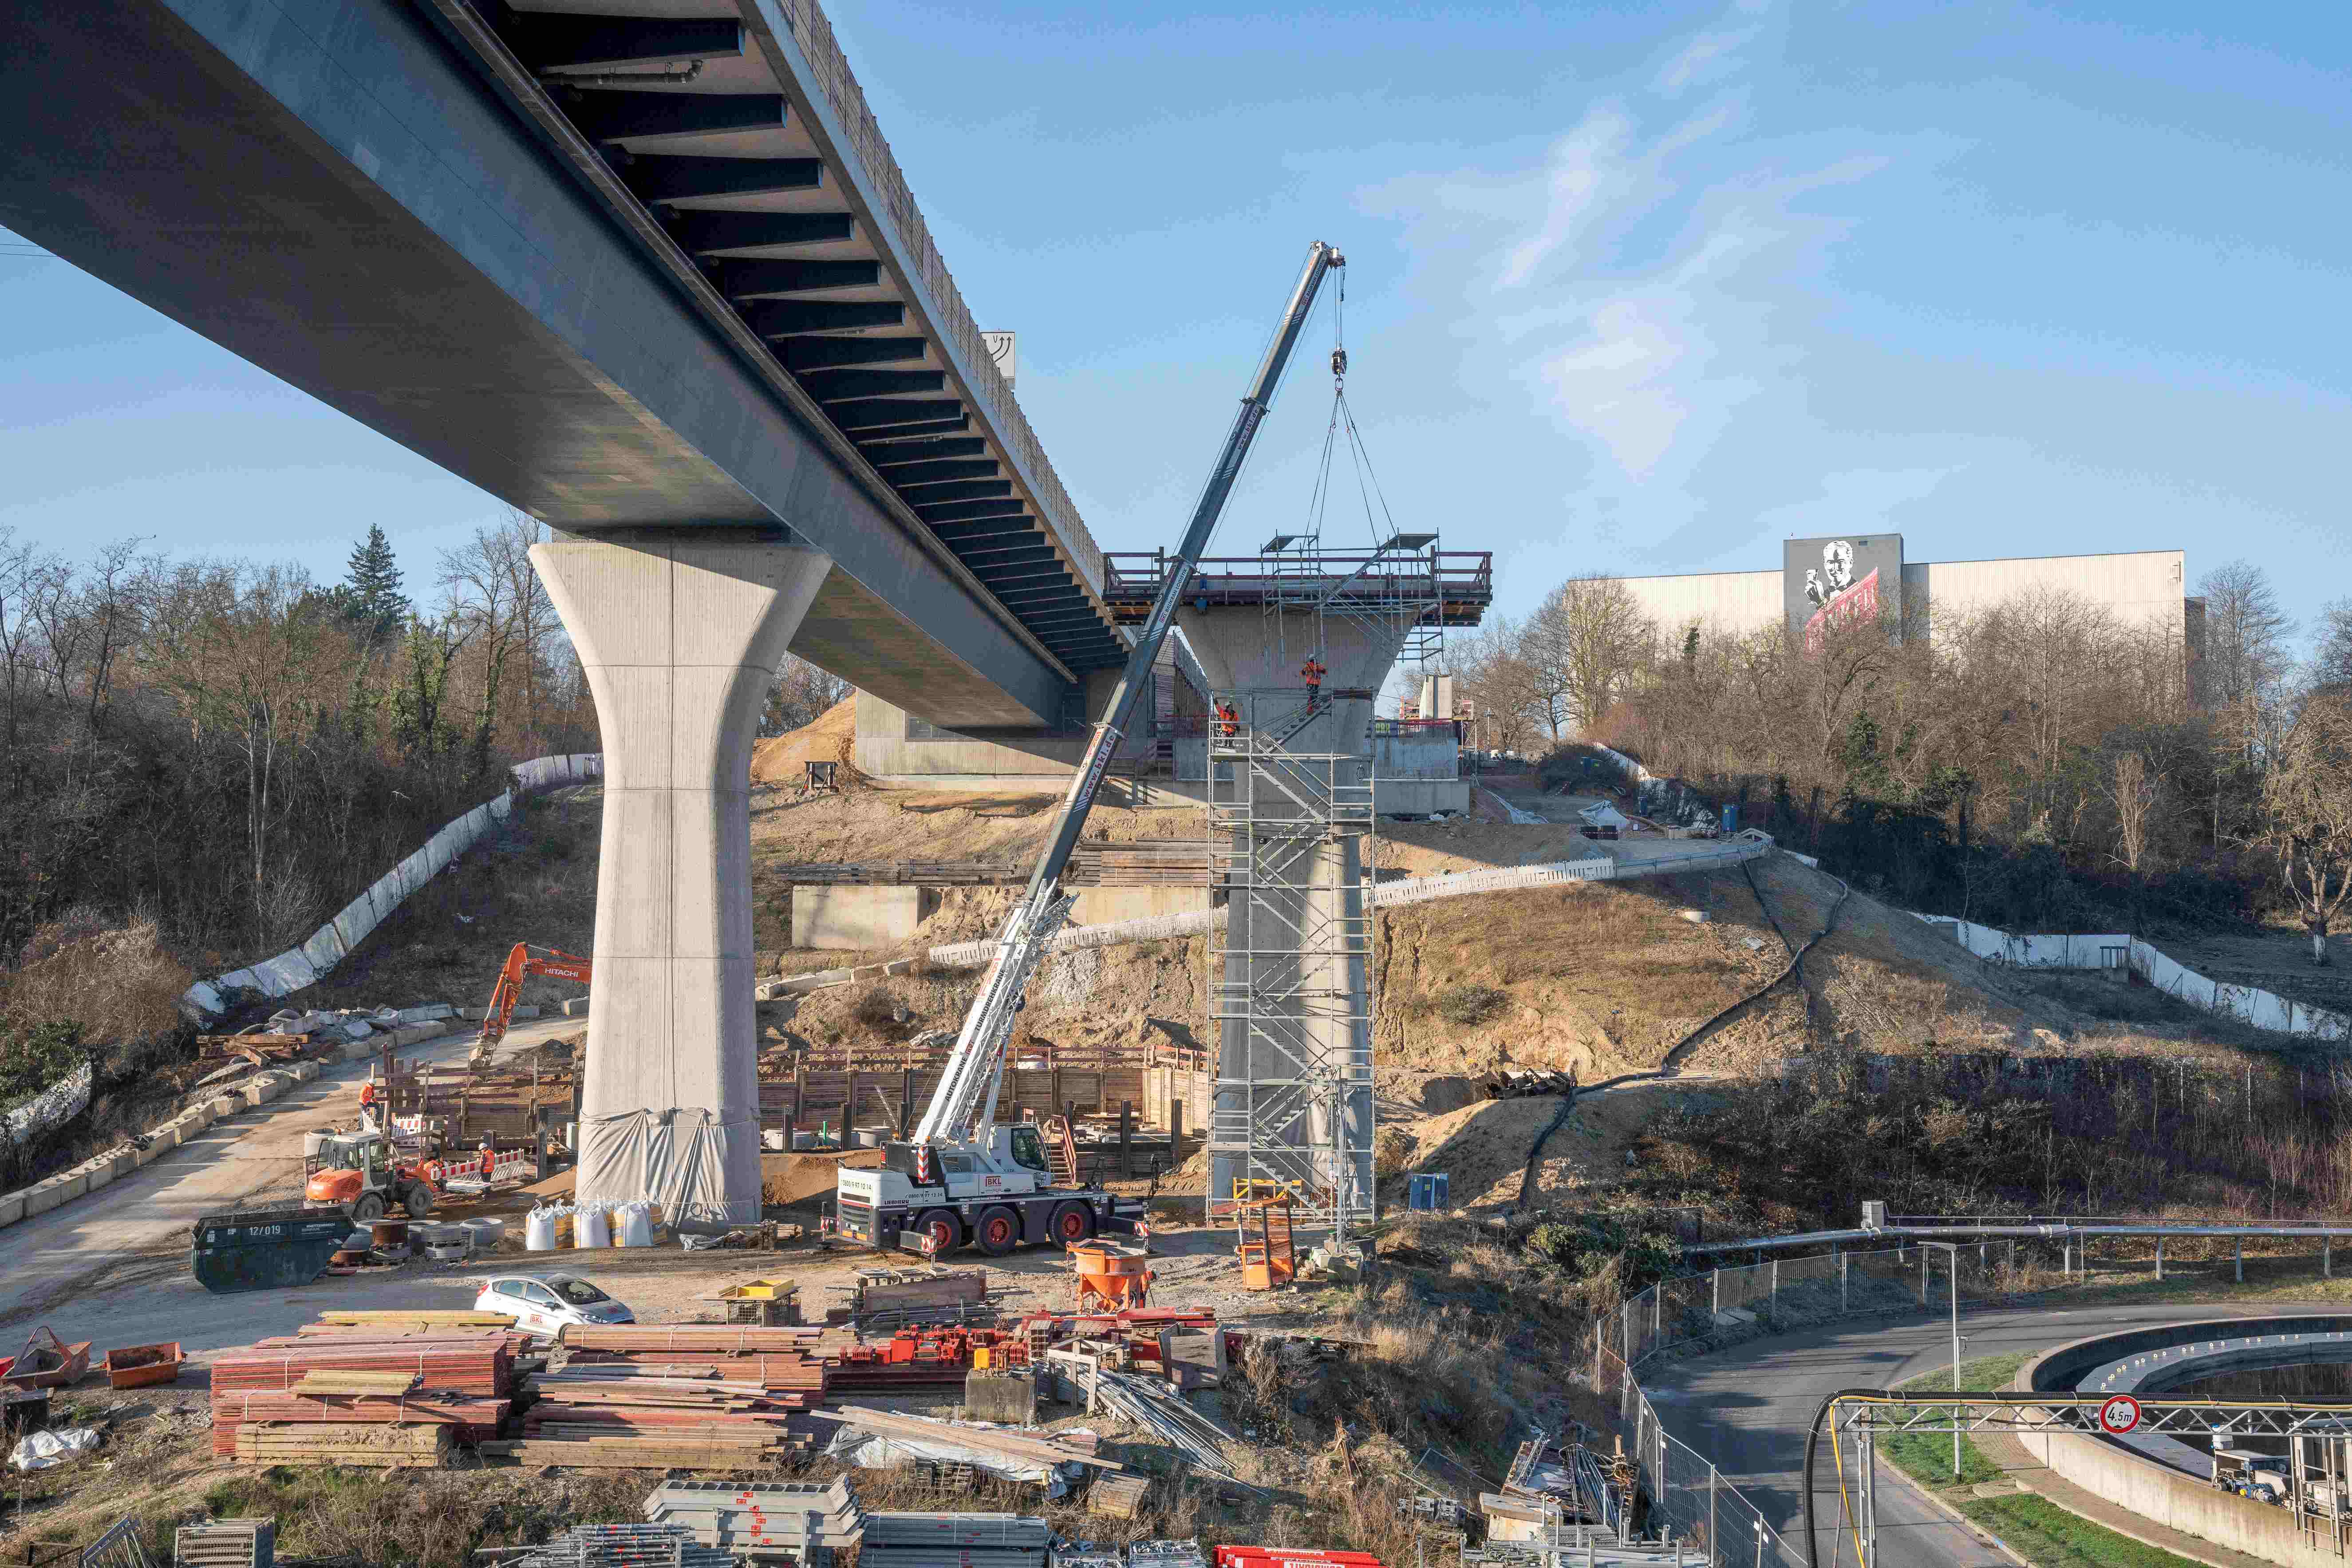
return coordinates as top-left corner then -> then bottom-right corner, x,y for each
0,0 -> 1111,728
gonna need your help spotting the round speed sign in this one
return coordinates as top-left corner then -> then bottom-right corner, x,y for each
2098,1395 -> 2143,1434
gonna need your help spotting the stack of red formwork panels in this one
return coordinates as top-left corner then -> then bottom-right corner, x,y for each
209,1332 -> 516,1457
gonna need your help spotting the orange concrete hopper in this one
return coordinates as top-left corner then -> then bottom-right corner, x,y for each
1070,1240 -> 1155,1311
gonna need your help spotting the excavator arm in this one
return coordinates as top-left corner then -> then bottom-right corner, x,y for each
475,942 -> 591,1053
908,241 -> 1348,1153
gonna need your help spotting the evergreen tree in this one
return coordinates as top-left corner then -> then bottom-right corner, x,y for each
340,525 -> 409,641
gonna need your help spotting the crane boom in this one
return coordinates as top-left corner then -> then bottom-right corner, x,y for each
911,241 -> 1346,1148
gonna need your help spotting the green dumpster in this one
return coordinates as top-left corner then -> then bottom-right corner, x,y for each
191,1203 -> 351,1294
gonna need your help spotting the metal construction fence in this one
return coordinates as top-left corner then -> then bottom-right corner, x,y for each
1596,1241 -> 2037,1567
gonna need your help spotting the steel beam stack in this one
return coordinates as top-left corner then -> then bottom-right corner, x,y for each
859,1515 -> 1049,1568
643,1477 -> 863,1563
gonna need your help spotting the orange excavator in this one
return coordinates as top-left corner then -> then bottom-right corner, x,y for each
474,941 -> 591,1055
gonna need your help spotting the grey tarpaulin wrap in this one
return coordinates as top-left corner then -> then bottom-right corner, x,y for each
577,1108 -> 757,1226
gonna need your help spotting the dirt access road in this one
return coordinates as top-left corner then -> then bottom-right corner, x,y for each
0,1015 -> 1288,1366
0,1016 -> 579,1347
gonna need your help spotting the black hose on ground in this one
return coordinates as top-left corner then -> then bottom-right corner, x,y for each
1510,854 -> 1851,1211
1803,1389 -> 1890,1568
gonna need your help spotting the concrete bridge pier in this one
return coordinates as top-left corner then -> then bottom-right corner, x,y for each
533,533 -> 831,1224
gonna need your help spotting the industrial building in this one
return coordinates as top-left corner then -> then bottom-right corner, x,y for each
1594,539 -> 2198,648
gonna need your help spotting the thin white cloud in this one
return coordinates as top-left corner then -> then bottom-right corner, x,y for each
1656,25 -> 1762,95
1363,0 -> 1887,501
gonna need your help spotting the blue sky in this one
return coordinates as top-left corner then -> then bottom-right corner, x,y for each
3,0 -> 2348,650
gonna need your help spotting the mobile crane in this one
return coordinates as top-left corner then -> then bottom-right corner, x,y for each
832,242 -> 1347,1256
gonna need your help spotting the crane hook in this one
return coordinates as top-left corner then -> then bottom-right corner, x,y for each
1330,346 -> 1348,378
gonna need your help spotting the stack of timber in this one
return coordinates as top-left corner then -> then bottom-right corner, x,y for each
303,1310 -> 519,1335
860,1514 -> 1049,1568
1069,840 -> 1210,886
644,1477 -> 865,1561
233,1421 -> 450,1468
210,1331 -> 515,1457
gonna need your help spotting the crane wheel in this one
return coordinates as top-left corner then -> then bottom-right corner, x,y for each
913,1209 -> 962,1256
974,1206 -> 1021,1257
351,1192 -> 387,1224
404,1186 -> 434,1218
1049,1201 -> 1096,1250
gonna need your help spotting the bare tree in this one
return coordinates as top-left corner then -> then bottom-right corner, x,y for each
758,652 -> 850,736
2316,596 -> 2352,697
438,509 -> 559,758
2108,750 -> 2161,873
1446,614 -> 1544,754
1523,575 -> 1654,739
2199,559 -> 2293,752
2260,691 -> 2352,966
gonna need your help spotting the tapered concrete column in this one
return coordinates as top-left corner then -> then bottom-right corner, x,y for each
533,535 -> 830,1224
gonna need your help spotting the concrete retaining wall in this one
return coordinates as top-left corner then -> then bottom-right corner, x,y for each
1912,913 -> 2352,1040
791,884 -> 939,950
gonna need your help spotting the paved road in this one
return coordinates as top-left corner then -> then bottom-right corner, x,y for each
1640,1299 -> 2333,1568
0,1017 -> 578,1354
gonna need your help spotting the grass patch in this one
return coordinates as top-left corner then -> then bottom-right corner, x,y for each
1958,1494 -> 2208,1568
1880,1354 -> 2029,1487
1876,1354 -> 2206,1568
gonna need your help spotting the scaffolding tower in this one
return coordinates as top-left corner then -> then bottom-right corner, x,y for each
1207,684 -> 1377,1236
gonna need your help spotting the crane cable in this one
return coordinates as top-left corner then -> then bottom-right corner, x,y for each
1301,267 -> 1403,551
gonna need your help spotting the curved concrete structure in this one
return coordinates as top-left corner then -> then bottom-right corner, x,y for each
536,535 -> 829,1221
2016,1317 -> 2352,1568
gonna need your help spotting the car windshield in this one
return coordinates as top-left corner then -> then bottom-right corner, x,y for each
548,1277 -> 608,1305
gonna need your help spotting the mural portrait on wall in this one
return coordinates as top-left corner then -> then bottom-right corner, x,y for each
1784,535 -> 1902,652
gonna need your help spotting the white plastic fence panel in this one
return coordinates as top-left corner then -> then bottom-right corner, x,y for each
301,925 -> 346,973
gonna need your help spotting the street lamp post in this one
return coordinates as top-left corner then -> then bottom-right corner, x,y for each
1925,1241 -> 1964,1478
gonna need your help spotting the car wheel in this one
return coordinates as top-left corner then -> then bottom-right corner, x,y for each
404,1186 -> 434,1217
912,1208 -> 962,1256
1048,1200 -> 1097,1250
351,1191 -> 387,1223
974,1205 -> 1021,1257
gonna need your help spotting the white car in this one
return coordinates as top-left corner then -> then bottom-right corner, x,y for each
474,1273 -> 635,1339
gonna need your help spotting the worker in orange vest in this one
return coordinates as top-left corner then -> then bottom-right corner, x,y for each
359,1081 -> 377,1113
1300,655 -> 1326,702
1214,699 -> 1239,737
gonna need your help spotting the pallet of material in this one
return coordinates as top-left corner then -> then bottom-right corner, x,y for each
216,1334 -> 515,1396
312,1310 -> 514,1325
560,1327 -> 824,1355
174,1518 -> 274,1568
809,1409 -> 1127,1471
234,1421 -> 449,1468
1088,1474 -> 1152,1518
480,1437 -> 788,1470
546,1355 -> 828,1394
643,1476 -> 865,1554
210,1392 -> 509,1456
